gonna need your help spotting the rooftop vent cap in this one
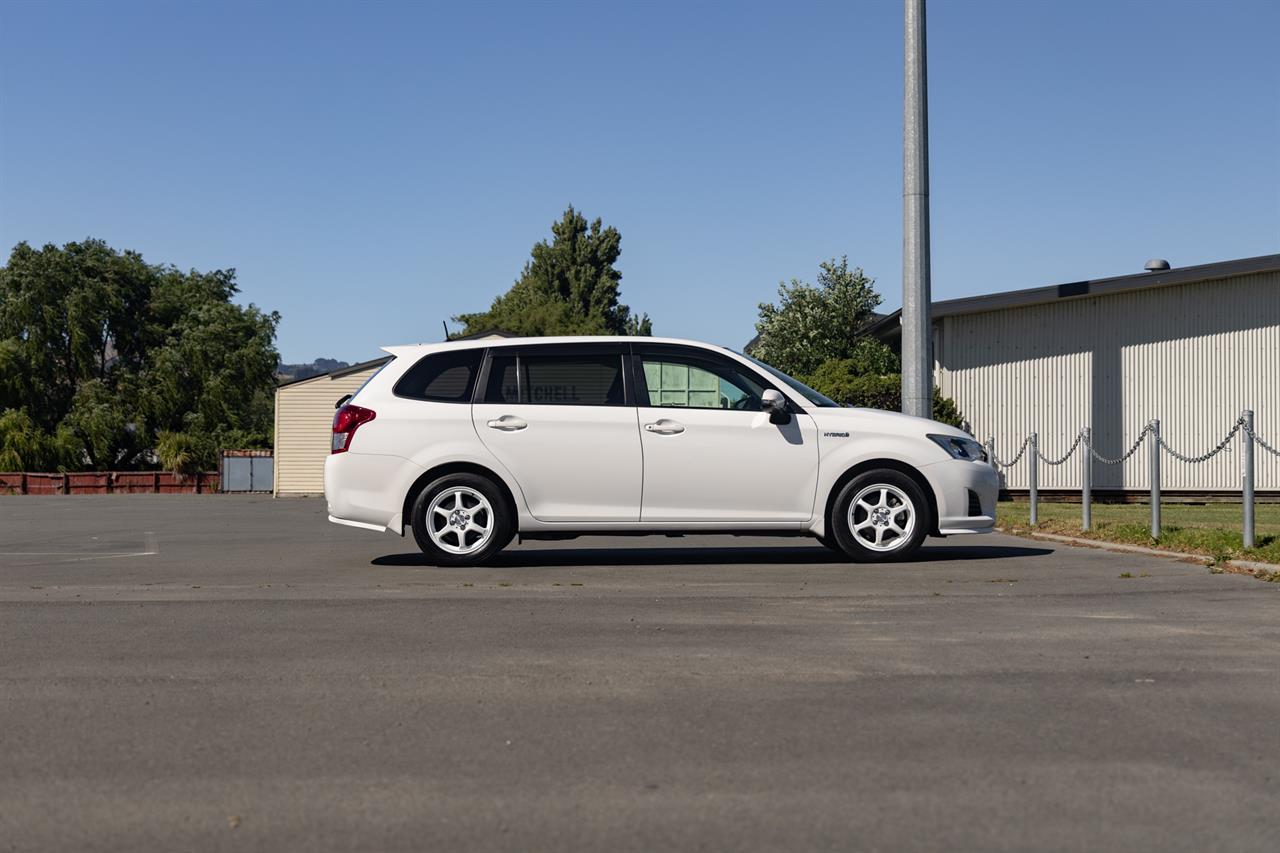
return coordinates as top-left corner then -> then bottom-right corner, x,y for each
1144,259 -> 1171,272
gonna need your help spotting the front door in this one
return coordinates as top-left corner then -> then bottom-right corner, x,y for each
472,344 -> 642,522
634,345 -> 819,523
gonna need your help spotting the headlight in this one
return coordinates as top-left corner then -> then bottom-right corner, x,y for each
927,434 -> 987,462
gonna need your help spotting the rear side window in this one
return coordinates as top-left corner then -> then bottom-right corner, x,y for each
483,355 -> 520,403
393,349 -> 483,402
525,354 -> 624,406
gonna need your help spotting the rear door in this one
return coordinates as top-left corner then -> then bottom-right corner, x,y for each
472,343 -> 642,522
634,344 -> 819,523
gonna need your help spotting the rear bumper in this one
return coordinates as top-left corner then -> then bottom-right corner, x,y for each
920,458 -> 999,535
328,514 -> 387,533
324,452 -> 422,534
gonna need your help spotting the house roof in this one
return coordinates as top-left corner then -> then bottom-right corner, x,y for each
867,253 -> 1280,341
276,356 -> 392,389
275,330 -> 522,389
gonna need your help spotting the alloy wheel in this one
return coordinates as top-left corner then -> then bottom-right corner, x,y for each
847,483 -> 916,552
426,487 -> 495,555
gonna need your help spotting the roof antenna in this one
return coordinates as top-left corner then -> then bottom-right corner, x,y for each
442,320 -> 449,341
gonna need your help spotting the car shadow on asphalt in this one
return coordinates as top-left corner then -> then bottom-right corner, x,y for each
370,543 -> 1054,568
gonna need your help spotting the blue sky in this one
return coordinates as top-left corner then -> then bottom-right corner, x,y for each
2,0 -> 1276,363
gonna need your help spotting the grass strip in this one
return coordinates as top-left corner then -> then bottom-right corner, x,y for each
996,501 -> 1280,569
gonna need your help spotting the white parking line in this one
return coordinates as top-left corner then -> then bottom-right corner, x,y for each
3,532 -> 159,560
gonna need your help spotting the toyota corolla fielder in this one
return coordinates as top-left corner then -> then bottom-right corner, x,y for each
325,337 -> 997,565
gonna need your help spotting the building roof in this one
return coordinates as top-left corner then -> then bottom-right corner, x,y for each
867,253 -> 1280,342
276,330 -> 519,389
276,356 -> 392,389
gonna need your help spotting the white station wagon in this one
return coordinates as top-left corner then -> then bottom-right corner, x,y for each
325,337 -> 997,565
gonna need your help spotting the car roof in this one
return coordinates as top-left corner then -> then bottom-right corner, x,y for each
380,336 -> 739,359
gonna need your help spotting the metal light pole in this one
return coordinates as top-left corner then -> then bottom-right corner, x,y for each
902,0 -> 933,418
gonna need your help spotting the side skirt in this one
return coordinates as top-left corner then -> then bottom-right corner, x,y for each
517,529 -> 820,543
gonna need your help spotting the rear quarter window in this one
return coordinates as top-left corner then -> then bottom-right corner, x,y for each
393,349 -> 484,402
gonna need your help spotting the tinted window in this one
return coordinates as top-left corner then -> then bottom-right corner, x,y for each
524,354 -> 624,406
639,354 -> 767,411
741,353 -> 838,407
482,355 -> 520,404
394,349 -> 483,402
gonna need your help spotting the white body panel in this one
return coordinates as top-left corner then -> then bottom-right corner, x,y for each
801,407 -> 999,538
472,403 -> 642,522
322,336 -> 998,543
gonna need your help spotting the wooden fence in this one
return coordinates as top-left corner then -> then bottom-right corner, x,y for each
0,471 -> 220,495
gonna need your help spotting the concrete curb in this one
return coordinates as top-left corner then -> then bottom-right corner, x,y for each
1224,558 -> 1280,578
994,527 -> 1279,580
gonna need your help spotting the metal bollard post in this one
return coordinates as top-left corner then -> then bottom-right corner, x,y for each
1028,432 -> 1038,526
1149,419 -> 1161,539
986,437 -> 996,470
1081,427 -> 1092,531
1243,410 -> 1255,549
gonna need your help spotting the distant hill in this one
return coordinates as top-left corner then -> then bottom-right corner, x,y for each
277,358 -> 349,383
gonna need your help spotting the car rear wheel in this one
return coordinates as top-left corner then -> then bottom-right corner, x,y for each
411,473 -> 513,566
829,469 -> 930,562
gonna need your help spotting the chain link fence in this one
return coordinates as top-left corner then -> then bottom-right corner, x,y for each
985,410 -> 1278,548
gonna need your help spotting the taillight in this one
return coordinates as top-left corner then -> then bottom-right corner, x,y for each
332,404 -> 376,453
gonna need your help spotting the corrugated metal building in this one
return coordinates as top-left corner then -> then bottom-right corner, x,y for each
272,331 -> 514,496
870,254 -> 1280,495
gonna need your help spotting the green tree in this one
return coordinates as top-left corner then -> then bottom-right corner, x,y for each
155,431 -> 207,477
0,239 -> 280,471
751,257 -> 892,377
795,368 -> 964,428
454,206 -> 651,337
752,258 -> 963,427
0,409 -> 80,472
0,239 -> 155,432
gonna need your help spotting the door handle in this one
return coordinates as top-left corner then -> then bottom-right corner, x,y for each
486,416 -> 528,431
644,420 -> 685,435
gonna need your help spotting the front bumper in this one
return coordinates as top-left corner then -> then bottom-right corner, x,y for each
919,458 -> 999,535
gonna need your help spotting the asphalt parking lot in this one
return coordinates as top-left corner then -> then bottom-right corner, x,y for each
2,495 -> 1277,852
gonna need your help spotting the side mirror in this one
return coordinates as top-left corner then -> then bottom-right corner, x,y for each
335,394 -> 353,409
761,389 -> 790,424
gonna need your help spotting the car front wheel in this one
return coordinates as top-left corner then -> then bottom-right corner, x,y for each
829,469 -> 930,562
411,473 -> 513,566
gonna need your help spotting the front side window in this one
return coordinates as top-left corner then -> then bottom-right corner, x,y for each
394,349 -> 484,402
639,355 -> 767,411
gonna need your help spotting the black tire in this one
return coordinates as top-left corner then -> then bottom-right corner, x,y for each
411,473 -> 514,566
829,469 -> 931,562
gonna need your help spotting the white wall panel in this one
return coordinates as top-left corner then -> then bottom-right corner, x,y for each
274,367 -> 382,496
938,271 -> 1280,491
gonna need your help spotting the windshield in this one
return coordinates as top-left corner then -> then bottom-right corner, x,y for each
740,353 -> 840,408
